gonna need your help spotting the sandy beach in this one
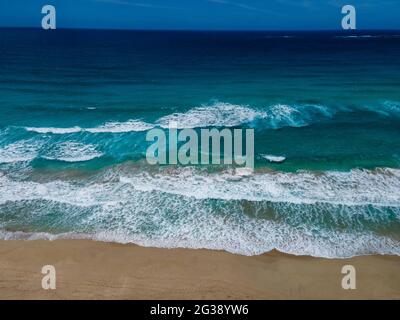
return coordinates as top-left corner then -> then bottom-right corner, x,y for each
0,240 -> 399,300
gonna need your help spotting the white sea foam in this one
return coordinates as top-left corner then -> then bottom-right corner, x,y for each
0,197 -> 399,258
22,102 -> 333,135
1,219 -> 399,258
156,102 -> 333,129
0,140 -> 102,163
21,101 -> 400,135
85,120 -> 154,133
262,154 -> 286,163
1,167 -> 400,208
0,168 -> 400,206
157,102 -> 268,128
26,126 -> 82,134
0,168 -> 399,258
0,174 -> 116,207
42,142 -> 103,162
265,104 -> 333,128
0,230 -> 83,241
377,101 -> 400,116
0,140 -> 41,163
118,167 -> 400,207
26,120 -> 153,134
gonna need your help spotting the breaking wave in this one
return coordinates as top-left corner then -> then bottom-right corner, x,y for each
21,101 -> 400,135
0,140 -> 42,164
0,167 -> 399,258
0,140 -> 103,164
26,120 -> 153,134
22,102 -> 335,134
42,142 -> 103,162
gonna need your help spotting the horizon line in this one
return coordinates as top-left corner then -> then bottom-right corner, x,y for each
1,26 -> 400,32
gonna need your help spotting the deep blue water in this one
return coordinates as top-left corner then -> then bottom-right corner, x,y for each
0,29 -> 399,257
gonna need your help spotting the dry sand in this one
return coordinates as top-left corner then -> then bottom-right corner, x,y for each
0,240 -> 399,300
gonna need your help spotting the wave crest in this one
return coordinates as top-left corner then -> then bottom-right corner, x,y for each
22,102 -> 336,134
157,102 -> 267,128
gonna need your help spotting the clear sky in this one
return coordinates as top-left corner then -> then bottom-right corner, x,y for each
0,0 -> 399,30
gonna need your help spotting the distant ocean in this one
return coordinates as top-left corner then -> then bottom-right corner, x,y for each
0,28 -> 400,258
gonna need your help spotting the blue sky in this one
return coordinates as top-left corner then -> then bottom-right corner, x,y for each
0,0 -> 399,30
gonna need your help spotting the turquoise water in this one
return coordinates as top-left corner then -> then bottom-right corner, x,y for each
0,29 -> 400,257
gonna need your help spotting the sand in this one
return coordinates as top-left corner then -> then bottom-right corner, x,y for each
0,240 -> 399,300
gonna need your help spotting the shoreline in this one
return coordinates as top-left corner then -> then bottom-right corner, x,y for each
0,239 -> 399,300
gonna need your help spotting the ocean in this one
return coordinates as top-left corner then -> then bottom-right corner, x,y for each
0,28 -> 399,258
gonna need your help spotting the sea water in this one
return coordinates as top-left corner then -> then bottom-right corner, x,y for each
0,29 -> 399,257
